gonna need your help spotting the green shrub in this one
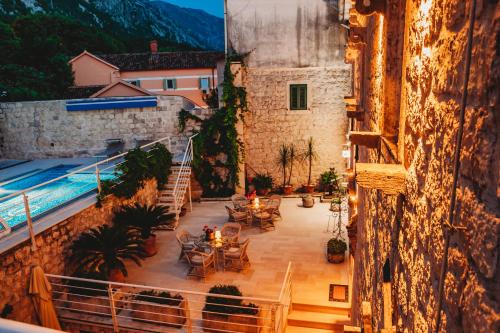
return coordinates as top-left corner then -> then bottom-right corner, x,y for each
327,238 -> 347,255
135,290 -> 183,306
204,285 -> 258,316
252,173 -> 273,191
113,203 -> 176,238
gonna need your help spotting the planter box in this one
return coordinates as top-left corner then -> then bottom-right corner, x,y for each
131,298 -> 187,328
202,310 -> 261,333
67,293 -> 112,317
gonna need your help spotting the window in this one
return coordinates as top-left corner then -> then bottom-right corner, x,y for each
199,77 -> 210,93
163,79 -> 177,90
290,84 -> 308,110
129,80 -> 141,87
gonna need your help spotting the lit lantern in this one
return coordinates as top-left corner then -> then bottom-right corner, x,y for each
215,230 -> 221,241
254,197 -> 260,209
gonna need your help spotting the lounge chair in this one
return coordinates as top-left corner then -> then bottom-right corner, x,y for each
185,249 -> 216,280
221,222 -> 242,244
223,239 -> 250,271
93,139 -> 124,159
176,229 -> 198,261
225,206 -> 250,225
267,194 -> 282,219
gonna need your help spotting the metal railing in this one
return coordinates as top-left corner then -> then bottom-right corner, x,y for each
0,136 -> 173,245
46,263 -> 293,333
170,134 -> 198,219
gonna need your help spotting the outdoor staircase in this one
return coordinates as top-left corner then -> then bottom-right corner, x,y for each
157,135 -> 197,230
286,303 -> 351,333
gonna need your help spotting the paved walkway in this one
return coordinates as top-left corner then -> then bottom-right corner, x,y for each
126,198 -> 350,307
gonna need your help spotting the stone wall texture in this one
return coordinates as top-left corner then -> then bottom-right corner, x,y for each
242,66 -> 352,189
0,96 -> 202,159
0,180 -> 158,325
350,0 -> 499,332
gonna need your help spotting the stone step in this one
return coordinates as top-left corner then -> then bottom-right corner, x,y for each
292,303 -> 351,316
286,326 -> 342,333
287,310 -> 350,331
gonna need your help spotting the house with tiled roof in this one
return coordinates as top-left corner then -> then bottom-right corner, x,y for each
68,41 -> 224,107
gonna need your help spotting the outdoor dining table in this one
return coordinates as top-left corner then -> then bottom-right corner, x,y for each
194,235 -> 230,271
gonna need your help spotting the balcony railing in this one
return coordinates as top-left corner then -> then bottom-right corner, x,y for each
46,262 -> 293,333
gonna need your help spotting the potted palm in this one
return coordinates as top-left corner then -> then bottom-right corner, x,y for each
202,285 -> 260,333
302,137 -> 318,193
70,224 -> 146,283
327,238 -> 347,264
252,173 -> 273,196
277,144 -> 291,195
113,203 -> 176,256
286,144 -> 297,194
131,290 -> 187,327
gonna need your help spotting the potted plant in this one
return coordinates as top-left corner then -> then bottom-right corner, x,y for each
277,144 -> 291,195
301,137 -> 318,193
202,285 -> 260,333
65,271 -> 116,317
113,203 -> 176,256
286,144 -> 297,194
320,168 -> 340,197
252,173 -> 273,196
327,238 -> 347,264
131,290 -> 187,327
70,224 -> 146,283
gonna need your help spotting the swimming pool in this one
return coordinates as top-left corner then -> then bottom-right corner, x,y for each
0,165 -> 115,230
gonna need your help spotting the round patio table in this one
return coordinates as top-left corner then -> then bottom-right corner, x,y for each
195,235 -> 229,270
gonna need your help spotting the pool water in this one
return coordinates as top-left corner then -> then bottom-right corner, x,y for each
0,165 -> 115,229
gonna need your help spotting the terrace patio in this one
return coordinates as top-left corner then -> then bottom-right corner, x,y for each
126,197 -> 351,308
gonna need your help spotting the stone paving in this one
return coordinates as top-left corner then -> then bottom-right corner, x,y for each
126,197 -> 351,307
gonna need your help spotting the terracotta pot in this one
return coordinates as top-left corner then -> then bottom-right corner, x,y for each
327,252 -> 345,264
132,298 -> 187,328
143,234 -> 157,257
304,184 -> 315,193
108,268 -> 125,283
256,188 -> 270,196
302,196 -> 315,208
283,185 -> 293,195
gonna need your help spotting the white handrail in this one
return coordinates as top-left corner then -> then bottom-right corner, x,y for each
0,136 -> 172,202
171,134 -> 198,215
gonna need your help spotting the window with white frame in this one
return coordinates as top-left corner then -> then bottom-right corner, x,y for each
163,79 -> 177,90
199,77 -> 210,93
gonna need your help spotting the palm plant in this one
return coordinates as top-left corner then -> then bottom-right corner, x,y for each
113,203 -> 176,239
70,224 -> 146,281
302,137 -> 318,187
277,144 -> 290,189
287,144 -> 297,186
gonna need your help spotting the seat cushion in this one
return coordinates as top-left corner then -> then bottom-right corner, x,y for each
225,250 -> 241,259
190,255 -> 203,264
232,212 -> 247,219
254,212 -> 271,219
227,247 -> 240,253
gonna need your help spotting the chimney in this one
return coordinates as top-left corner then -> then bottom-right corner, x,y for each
150,40 -> 158,53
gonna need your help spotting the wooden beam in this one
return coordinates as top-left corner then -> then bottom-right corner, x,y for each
355,163 -> 407,195
349,131 -> 380,148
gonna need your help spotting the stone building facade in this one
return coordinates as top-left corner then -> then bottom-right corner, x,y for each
0,96 -> 205,160
347,0 -> 499,332
227,0 -> 352,189
0,180 -> 158,325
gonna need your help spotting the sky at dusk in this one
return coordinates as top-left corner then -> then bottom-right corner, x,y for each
161,0 -> 224,18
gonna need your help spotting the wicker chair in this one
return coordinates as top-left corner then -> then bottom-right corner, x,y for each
225,206 -> 250,225
231,194 -> 248,212
185,249 -> 216,280
176,229 -> 198,261
253,207 -> 276,231
221,222 -> 242,244
223,239 -> 250,271
267,194 -> 282,219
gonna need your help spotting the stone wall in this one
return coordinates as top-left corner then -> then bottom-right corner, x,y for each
243,66 -> 351,189
0,180 -> 158,325
350,1 -> 499,332
0,96 -> 203,159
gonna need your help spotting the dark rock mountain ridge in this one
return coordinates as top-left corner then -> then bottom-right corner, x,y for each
0,0 -> 224,50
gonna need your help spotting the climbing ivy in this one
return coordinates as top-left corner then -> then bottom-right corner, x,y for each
179,55 -> 247,197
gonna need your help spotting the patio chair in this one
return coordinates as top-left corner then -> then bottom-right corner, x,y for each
267,194 -> 282,220
253,207 -> 276,231
231,194 -> 248,212
223,239 -> 250,271
185,249 -> 216,280
225,206 -> 250,226
221,222 -> 242,244
176,229 -> 198,261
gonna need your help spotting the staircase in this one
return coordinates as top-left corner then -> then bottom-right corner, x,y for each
157,134 -> 197,229
286,302 -> 351,333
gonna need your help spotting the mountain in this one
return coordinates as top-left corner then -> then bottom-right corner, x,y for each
0,0 -> 224,51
